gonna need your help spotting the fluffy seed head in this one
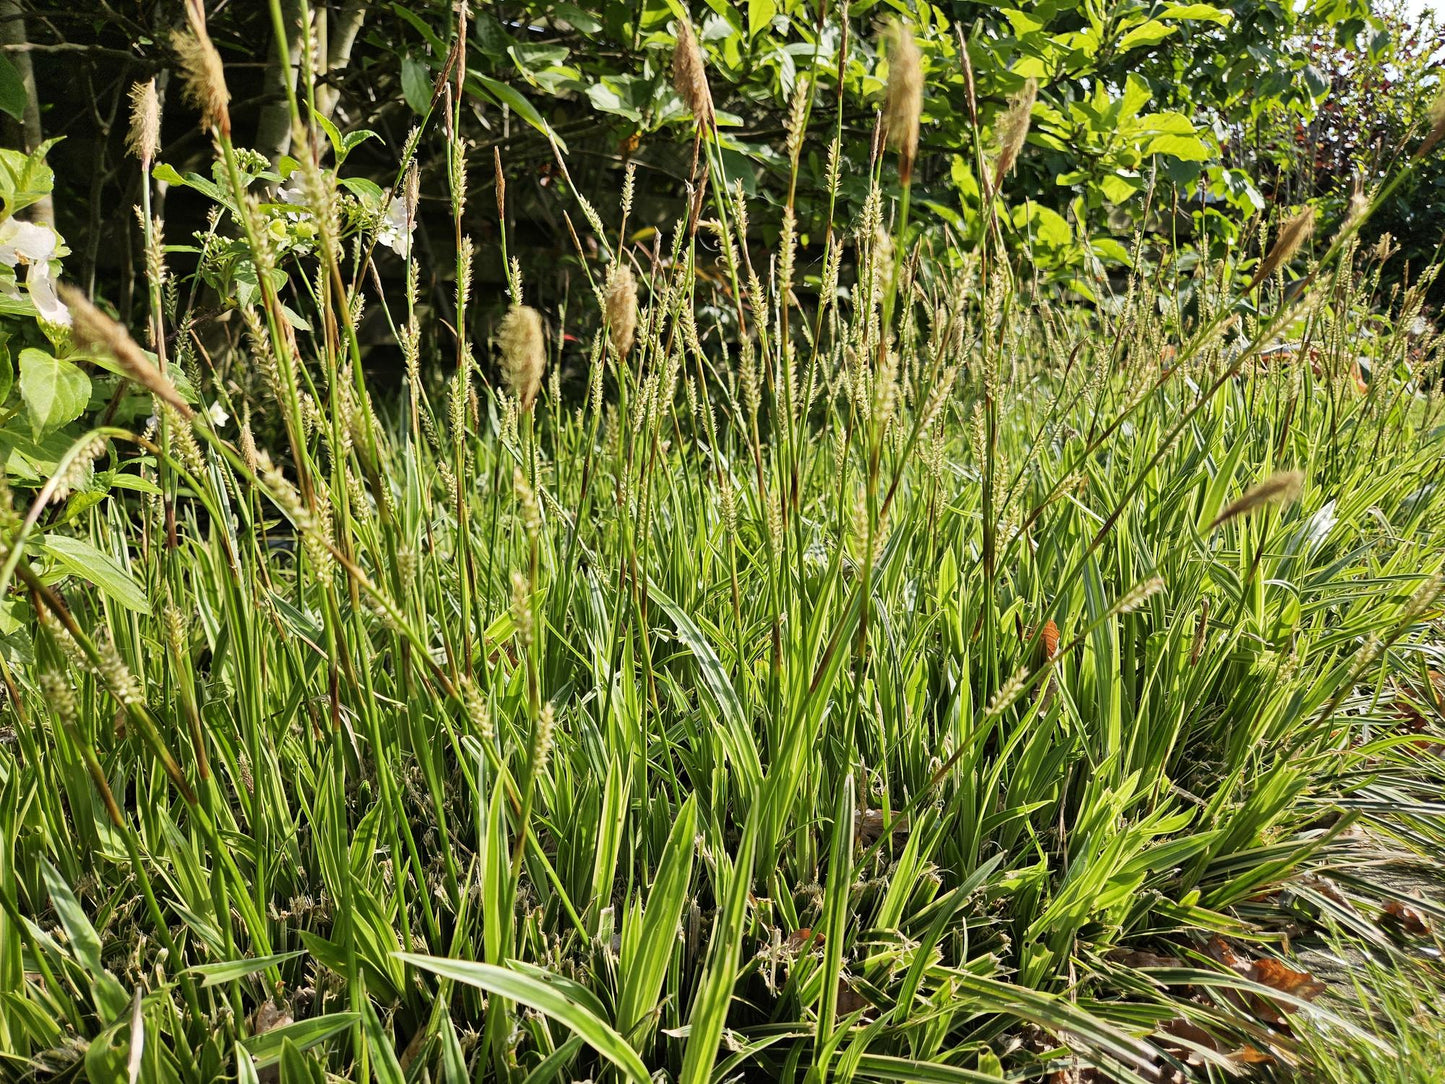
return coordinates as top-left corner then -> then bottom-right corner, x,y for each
1113,577 -> 1166,616
97,635 -> 145,707
1251,207 -> 1315,287
605,263 -> 638,359
672,19 -> 714,128
992,79 -> 1037,192
172,0 -> 230,136
533,701 -> 556,776
126,79 -> 161,164
499,304 -> 546,411
51,434 -> 108,504
881,19 -> 923,184
1209,470 -> 1304,531
60,285 -> 193,419
40,671 -> 77,726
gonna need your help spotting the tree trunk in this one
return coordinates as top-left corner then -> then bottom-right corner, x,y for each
256,0 -> 369,164
0,0 -> 52,224
255,0 -> 303,163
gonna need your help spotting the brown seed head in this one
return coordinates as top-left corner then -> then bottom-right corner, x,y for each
605,263 -> 638,359
1250,206 -> 1315,287
172,0 -> 230,136
881,19 -> 923,184
60,285 -> 193,420
992,79 -> 1037,193
1209,470 -> 1304,532
672,19 -> 714,129
126,79 -> 161,165
499,304 -> 546,412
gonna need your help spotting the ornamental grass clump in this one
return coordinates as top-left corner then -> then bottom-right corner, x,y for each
1,7 -> 1444,1084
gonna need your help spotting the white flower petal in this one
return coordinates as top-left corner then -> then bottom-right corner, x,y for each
0,217 -> 58,267
377,196 -> 412,256
27,261 -> 71,327
207,402 -> 230,428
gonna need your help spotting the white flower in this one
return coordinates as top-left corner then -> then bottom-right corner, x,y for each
276,177 -> 314,225
376,195 -> 412,257
27,260 -> 70,327
277,178 -> 307,206
0,217 -> 56,266
207,401 -> 230,428
0,216 -> 69,326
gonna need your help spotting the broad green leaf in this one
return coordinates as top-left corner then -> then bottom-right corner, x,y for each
395,955 -> 650,1084
0,337 -> 13,404
1147,132 -> 1210,161
1118,21 -> 1175,51
1160,3 -> 1233,23
312,111 -> 346,164
1016,204 -> 1071,248
338,176 -> 384,202
0,141 -> 58,215
18,348 -> 89,438
1101,173 -> 1141,204
0,55 -> 26,123
42,534 -> 150,614
469,74 -> 569,155
41,860 -> 130,1021
400,56 -> 432,114
748,0 -> 777,38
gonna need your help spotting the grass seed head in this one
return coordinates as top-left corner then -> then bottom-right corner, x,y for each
672,19 -> 714,129
97,634 -> 145,707
1251,207 -> 1315,287
499,304 -> 546,412
39,671 -> 77,726
1209,470 -> 1304,531
51,434 -> 107,503
605,263 -> 638,359
126,79 -> 161,164
881,19 -> 922,184
60,285 -> 193,419
992,79 -> 1037,193
172,0 -> 230,136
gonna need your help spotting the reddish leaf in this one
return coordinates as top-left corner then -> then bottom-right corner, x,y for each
787,927 -> 825,951
1381,900 -> 1431,937
1250,957 -> 1326,1002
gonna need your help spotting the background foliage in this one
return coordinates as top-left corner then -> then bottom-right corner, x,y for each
5,0 -> 1441,333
